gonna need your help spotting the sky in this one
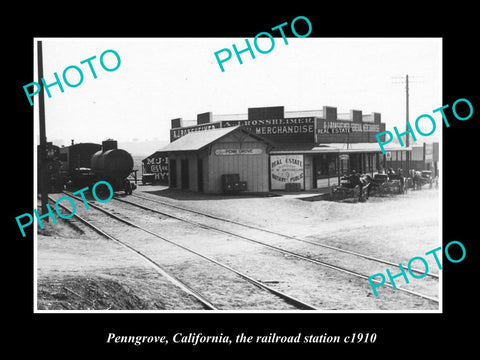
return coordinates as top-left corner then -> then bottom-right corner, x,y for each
33,37 -> 442,152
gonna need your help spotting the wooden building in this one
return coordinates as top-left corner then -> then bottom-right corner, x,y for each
162,105 -> 413,193
141,151 -> 169,185
159,126 -> 272,193
410,142 -> 439,176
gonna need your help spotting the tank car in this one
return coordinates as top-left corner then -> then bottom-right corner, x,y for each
57,139 -> 136,194
91,139 -> 135,193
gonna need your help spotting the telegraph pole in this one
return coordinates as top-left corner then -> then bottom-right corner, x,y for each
405,74 -> 410,171
37,40 -> 49,218
392,74 -> 422,172
405,74 -> 409,147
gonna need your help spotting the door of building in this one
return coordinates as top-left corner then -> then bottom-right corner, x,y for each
181,159 -> 189,189
169,159 -> 177,188
197,158 -> 203,192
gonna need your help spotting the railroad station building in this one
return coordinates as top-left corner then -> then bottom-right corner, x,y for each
159,126 -> 272,193
159,105 -> 410,193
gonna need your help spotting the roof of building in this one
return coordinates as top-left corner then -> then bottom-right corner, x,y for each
158,126 -> 272,153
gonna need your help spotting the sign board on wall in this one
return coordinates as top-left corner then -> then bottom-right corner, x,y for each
170,123 -> 221,142
214,148 -> 263,155
425,143 -> 433,161
270,154 -> 304,190
222,117 -> 315,143
142,153 -> 169,184
171,117 -> 316,143
315,119 -> 386,143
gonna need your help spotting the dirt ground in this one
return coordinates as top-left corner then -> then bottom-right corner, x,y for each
146,186 -> 440,269
36,221 -> 207,310
36,186 -> 440,311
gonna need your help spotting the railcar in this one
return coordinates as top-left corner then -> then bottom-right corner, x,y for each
59,142 -> 101,189
44,139 -> 136,194
91,139 -> 134,192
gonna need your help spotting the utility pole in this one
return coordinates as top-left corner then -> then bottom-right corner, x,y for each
405,74 -> 410,171
392,74 -> 423,172
37,40 -> 49,219
405,74 -> 409,148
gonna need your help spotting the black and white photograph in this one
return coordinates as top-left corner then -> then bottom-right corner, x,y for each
32,37 -> 442,312
8,6 -> 477,355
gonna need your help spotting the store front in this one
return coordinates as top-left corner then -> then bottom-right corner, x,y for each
312,153 -> 338,189
166,105 -> 412,192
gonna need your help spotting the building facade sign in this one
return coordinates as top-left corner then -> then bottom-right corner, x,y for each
142,154 -> 169,183
424,143 -> 433,161
222,117 -> 315,143
170,123 -> 221,142
214,148 -> 263,156
315,119 -> 385,143
170,116 -> 385,145
270,154 -> 304,190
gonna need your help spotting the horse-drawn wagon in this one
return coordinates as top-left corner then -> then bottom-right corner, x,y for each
330,172 -> 369,201
368,173 -> 404,196
330,170 -> 407,201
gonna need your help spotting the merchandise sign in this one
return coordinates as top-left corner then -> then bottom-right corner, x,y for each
222,117 -> 315,143
270,154 -> 304,190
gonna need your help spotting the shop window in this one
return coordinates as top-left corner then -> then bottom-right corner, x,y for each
315,154 -> 338,179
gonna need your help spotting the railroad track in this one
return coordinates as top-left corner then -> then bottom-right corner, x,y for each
51,192 -> 318,311
130,193 -> 438,279
114,193 -> 440,304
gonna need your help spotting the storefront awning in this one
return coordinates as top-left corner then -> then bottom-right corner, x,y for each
270,142 -> 411,154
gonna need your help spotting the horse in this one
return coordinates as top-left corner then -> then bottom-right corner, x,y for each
412,171 -> 423,190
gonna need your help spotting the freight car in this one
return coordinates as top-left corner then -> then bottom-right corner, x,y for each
91,139 -> 135,192
51,139 -> 136,194
60,141 -> 102,189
